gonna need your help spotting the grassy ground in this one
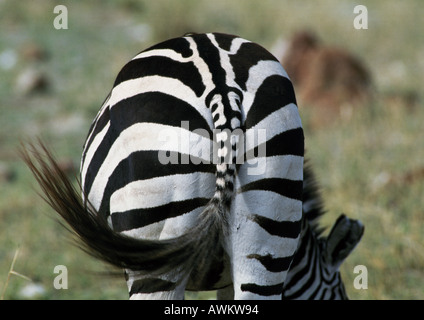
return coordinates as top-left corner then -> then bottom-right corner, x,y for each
0,0 -> 422,299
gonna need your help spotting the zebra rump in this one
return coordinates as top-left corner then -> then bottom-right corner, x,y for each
21,32 -> 305,298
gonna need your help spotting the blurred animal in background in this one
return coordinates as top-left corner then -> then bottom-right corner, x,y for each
280,30 -> 373,128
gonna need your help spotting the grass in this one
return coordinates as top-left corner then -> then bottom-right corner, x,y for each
0,0 -> 422,299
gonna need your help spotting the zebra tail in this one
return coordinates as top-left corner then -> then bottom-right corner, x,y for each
20,140 -> 230,279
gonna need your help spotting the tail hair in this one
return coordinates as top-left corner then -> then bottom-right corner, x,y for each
20,140 -> 223,278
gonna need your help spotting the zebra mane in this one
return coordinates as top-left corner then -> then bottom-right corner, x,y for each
302,159 -> 327,237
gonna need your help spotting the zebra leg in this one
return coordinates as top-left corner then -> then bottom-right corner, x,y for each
117,208 -> 205,300
228,155 -> 303,299
125,270 -> 188,300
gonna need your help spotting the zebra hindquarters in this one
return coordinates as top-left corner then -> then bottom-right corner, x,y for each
106,141 -> 222,299
228,106 -> 304,299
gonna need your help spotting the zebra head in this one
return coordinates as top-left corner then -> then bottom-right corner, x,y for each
283,213 -> 364,300
318,214 -> 364,299
282,163 -> 364,299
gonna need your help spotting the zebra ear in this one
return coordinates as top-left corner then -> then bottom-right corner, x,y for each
324,214 -> 364,270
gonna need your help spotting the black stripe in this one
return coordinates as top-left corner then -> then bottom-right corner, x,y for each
241,282 -> 284,296
238,178 -> 303,201
309,278 -> 331,300
290,244 -> 320,299
247,127 -> 304,159
194,34 -> 227,92
213,33 -> 237,51
245,75 -> 297,130
85,106 -> 110,146
129,278 -> 177,295
329,289 -> 336,300
313,287 -> 327,300
249,214 -> 300,239
82,124 -> 112,197
82,96 -> 111,164
138,36 -> 194,58
113,56 -> 206,97
288,223 -> 310,267
321,268 -> 339,285
110,92 -> 212,136
247,254 -> 293,272
112,198 -> 210,232
283,230 -> 316,297
82,108 -> 112,193
231,41 -> 279,92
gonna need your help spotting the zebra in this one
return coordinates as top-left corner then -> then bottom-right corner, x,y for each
216,162 -> 364,299
22,32 -> 306,300
282,162 -> 364,299
22,143 -> 363,300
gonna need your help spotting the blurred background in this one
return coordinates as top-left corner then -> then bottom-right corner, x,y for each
0,0 -> 423,299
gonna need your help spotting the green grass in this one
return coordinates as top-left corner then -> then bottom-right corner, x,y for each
0,0 -> 422,299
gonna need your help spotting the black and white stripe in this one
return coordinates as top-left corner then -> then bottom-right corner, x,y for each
22,33 -> 305,300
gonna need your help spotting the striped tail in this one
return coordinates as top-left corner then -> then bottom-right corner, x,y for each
206,88 -> 243,234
